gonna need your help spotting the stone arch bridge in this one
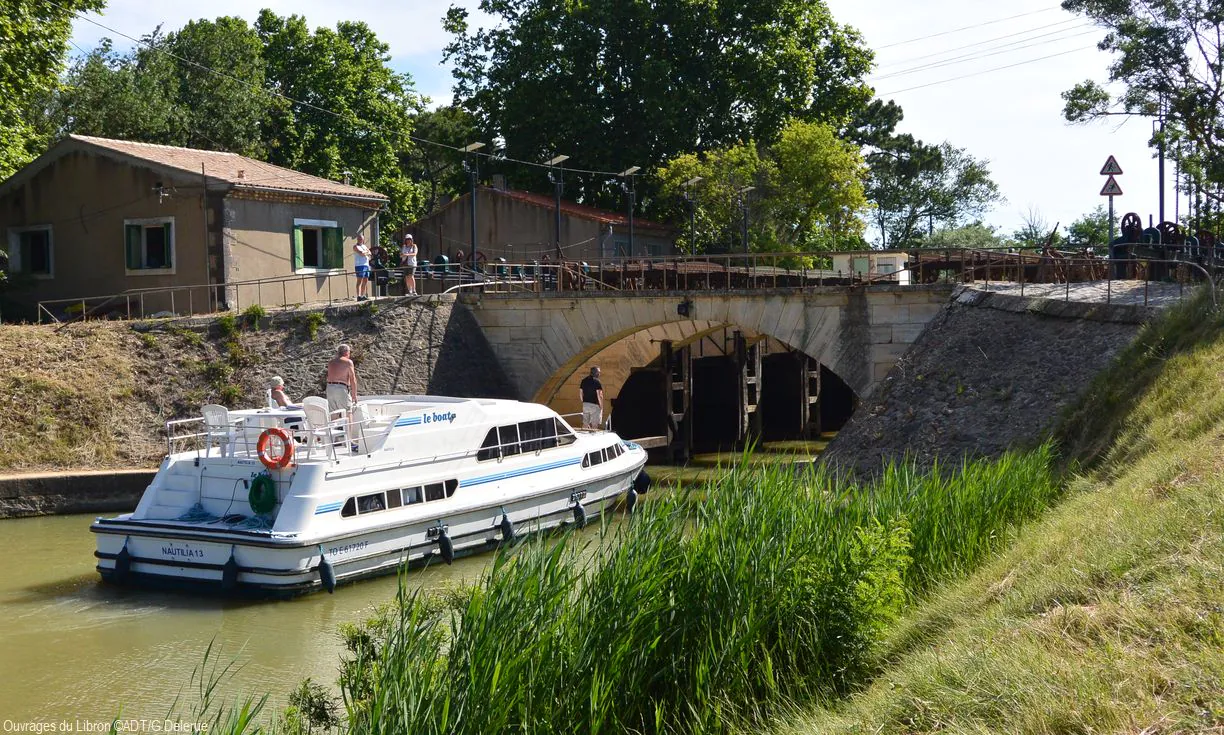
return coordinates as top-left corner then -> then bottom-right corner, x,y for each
462,285 -> 954,412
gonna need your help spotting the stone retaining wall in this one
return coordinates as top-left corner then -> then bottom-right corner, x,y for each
0,470 -> 156,518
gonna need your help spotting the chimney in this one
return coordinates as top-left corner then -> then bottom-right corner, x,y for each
343,170 -> 353,186
236,169 -> 245,180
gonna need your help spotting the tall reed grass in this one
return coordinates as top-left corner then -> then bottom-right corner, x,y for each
341,445 -> 1058,734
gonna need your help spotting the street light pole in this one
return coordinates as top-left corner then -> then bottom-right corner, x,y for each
619,166 -> 640,257
546,155 -> 569,264
462,142 -> 485,271
738,185 -> 755,255
681,176 -> 703,254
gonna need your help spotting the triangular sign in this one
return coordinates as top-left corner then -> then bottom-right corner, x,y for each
1099,155 -> 1123,176
1100,175 -> 1123,196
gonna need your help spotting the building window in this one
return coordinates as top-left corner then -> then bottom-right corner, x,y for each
124,218 -> 175,275
6,226 -> 53,278
293,219 -> 343,272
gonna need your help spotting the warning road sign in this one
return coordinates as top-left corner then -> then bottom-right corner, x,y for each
1100,176 -> 1123,196
1099,155 -> 1123,176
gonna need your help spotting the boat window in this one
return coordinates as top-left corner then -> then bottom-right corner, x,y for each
590,449 -> 604,466
518,418 -> 557,452
402,486 -> 423,505
386,489 -> 402,509
341,497 -> 356,518
499,424 -> 521,457
357,492 -> 386,514
445,479 -> 458,497
477,429 -> 500,461
581,453 -> 590,468
554,418 -> 577,446
425,482 -> 446,502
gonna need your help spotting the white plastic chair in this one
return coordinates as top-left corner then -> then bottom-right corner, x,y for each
301,397 -> 345,456
265,389 -> 278,409
201,404 -> 237,457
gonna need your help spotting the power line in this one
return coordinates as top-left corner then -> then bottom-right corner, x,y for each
871,27 -> 1100,81
876,45 -> 1097,96
876,6 -> 1063,49
874,18 -> 1088,70
52,0 -> 639,179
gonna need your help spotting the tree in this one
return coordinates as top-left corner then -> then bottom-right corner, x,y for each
0,0 -> 105,178
867,138 -> 1003,248
924,223 -> 1012,250
256,12 -> 426,232
1061,0 -> 1224,205
400,105 -> 481,216
1064,204 -> 1115,247
1012,207 -> 1063,248
656,120 -> 867,253
443,0 -> 874,204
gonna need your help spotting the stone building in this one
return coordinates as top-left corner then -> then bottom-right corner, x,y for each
0,135 -> 387,320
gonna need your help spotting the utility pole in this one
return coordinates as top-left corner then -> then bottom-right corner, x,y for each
738,185 -> 755,254
619,166 -> 639,257
462,142 -> 485,271
546,155 -> 569,263
681,176 -> 703,254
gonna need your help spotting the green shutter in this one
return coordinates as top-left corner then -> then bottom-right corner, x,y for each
163,222 -> 173,267
292,227 -> 304,270
324,227 -> 344,269
125,225 -> 142,269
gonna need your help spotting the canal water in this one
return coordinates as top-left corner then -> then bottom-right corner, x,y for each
0,439 -> 829,724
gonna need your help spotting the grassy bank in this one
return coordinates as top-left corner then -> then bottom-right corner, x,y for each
331,447 -> 1057,735
777,293 -> 1224,733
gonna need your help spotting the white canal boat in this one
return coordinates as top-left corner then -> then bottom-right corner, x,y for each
91,395 -> 649,595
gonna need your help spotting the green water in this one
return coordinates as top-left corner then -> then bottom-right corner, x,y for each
0,438 -> 828,724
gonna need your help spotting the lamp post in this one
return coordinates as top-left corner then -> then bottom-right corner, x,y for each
619,166 -> 640,257
738,185 -> 755,255
462,142 -> 485,271
546,155 -> 569,263
681,176 -> 703,254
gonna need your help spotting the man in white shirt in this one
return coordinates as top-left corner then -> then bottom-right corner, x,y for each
354,234 -> 372,301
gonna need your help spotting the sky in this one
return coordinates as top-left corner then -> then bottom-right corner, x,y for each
68,0 -> 1183,241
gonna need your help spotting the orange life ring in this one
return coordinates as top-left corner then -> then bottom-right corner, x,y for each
257,427 -> 294,470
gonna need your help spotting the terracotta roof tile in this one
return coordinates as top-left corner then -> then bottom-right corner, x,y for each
70,135 -> 387,201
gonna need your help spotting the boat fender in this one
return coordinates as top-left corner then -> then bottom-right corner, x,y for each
113,539 -> 132,584
318,551 -> 337,594
221,547 -> 239,591
499,513 -> 515,542
248,473 -> 278,515
572,501 -> 587,529
625,487 -> 638,515
634,469 -> 651,495
438,532 -> 455,565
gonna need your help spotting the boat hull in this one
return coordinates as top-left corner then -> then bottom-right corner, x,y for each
92,465 -> 641,597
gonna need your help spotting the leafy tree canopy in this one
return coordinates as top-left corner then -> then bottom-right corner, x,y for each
656,120 -> 867,254
443,0 -> 875,205
1062,0 -> 1224,203
0,0 -> 105,178
922,222 -> 1013,250
867,137 -> 1003,249
1064,204 -> 1115,247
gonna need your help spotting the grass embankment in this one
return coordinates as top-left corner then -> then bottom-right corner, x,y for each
331,448 -> 1057,735
778,294 -> 1224,733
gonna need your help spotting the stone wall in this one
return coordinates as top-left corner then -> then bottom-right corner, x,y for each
820,287 -> 1151,476
0,470 -> 156,518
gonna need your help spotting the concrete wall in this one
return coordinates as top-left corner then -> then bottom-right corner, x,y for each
1,151 -> 209,319
409,188 -> 674,264
0,470 -> 156,518
463,285 -> 954,408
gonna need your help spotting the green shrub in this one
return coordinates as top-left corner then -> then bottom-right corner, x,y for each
171,327 -> 204,347
241,305 -> 267,331
218,384 -> 244,406
303,312 -> 326,341
138,333 -> 158,349
216,313 -> 238,339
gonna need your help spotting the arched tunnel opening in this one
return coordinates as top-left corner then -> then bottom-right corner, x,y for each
604,329 -> 860,459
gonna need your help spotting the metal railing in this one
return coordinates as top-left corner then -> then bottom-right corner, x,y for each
37,246 -> 1223,323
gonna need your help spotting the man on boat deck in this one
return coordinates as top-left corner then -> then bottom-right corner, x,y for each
579,366 -> 604,430
326,344 -> 358,417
